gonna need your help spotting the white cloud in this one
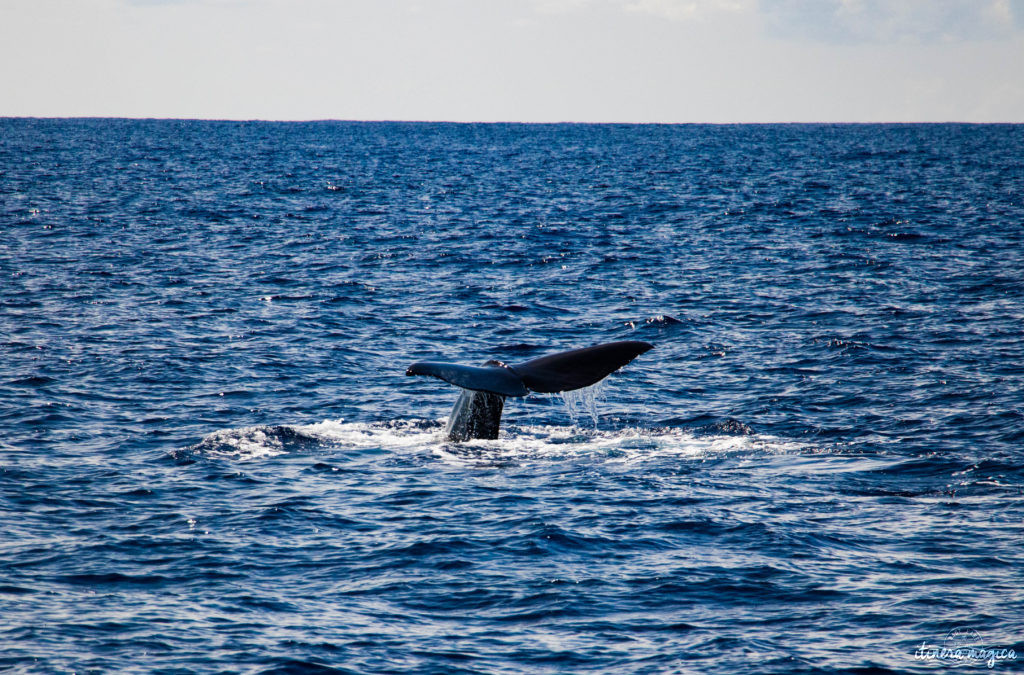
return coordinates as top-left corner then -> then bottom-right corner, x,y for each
534,0 -> 754,19
534,0 -> 1023,37
623,0 -> 755,20
2,0 -> 1022,120
762,0 -> 1023,43
533,0 -> 596,14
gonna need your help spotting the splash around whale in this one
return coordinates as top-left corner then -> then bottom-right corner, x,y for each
406,341 -> 653,441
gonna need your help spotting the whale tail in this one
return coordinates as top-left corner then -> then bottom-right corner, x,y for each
407,341 -> 653,441
510,340 -> 654,393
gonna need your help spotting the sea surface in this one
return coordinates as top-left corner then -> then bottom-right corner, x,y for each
2,119 -> 1023,673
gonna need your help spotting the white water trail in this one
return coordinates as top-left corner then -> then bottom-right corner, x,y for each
188,417 -> 810,468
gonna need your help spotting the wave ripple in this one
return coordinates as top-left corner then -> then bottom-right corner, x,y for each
2,120 -> 1023,673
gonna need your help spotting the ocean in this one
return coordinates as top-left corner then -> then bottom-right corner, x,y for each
2,119 -> 1022,673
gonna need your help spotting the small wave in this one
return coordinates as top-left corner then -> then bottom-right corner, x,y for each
184,419 -> 440,461
186,424 -> 327,461
624,314 -> 684,330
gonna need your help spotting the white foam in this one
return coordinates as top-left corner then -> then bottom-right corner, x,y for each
191,418 -> 807,466
295,418 -> 439,449
192,425 -> 291,461
429,423 -> 806,467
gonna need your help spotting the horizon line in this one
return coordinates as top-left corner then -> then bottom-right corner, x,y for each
3,115 -> 1022,125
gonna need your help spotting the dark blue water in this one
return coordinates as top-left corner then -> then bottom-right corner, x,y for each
2,119 -> 1023,673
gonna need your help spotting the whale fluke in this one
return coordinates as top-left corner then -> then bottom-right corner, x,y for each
512,340 -> 653,393
405,360 -> 529,396
407,340 -> 653,441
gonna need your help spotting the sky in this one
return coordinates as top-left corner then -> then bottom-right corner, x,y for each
1,0 -> 1022,122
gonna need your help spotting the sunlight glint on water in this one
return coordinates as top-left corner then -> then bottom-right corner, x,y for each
2,120 -> 1023,674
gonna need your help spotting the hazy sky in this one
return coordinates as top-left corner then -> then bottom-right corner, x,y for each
2,0 -> 1022,122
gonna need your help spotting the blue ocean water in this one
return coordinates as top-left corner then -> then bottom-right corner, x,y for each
2,119 -> 1023,673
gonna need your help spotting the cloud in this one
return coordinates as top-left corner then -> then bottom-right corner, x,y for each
760,0 -> 1023,43
622,0 -> 754,20
534,0 -> 753,19
122,0 -> 260,6
533,0 -> 1023,40
124,0 -> 213,5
